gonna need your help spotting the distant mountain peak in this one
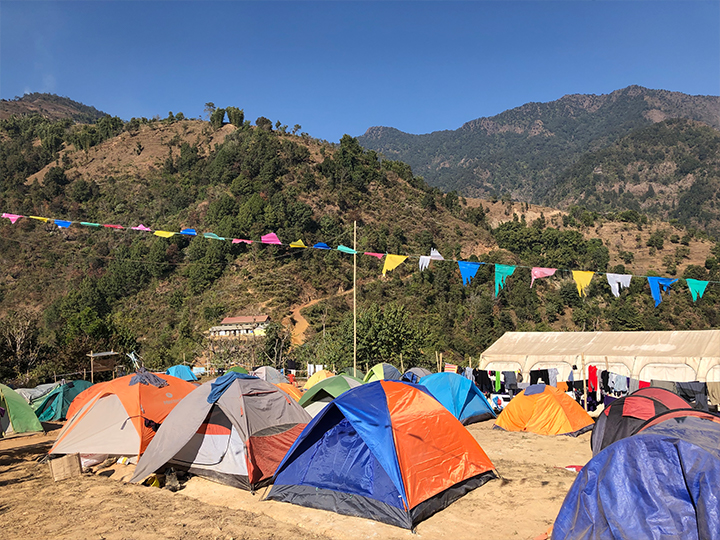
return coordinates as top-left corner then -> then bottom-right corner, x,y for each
0,92 -> 109,123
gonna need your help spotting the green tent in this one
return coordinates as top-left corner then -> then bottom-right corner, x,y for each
339,367 -> 365,379
298,375 -> 363,417
31,380 -> 93,421
363,363 -> 401,383
0,383 -> 43,437
227,366 -> 249,374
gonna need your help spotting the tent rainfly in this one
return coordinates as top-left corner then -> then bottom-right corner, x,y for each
479,331 -> 720,383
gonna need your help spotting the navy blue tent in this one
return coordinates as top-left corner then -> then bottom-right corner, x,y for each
165,365 -> 198,381
552,416 -> 720,540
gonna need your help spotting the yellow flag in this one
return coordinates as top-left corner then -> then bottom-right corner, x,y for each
572,270 -> 594,297
382,255 -> 407,276
154,230 -> 175,238
289,239 -> 307,248
30,216 -> 50,223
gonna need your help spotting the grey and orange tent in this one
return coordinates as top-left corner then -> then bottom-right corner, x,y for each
494,384 -> 594,436
131,372 -> 311,491
50,371 -> 196,457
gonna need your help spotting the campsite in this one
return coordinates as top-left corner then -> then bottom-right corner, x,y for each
1,414 -> 591,540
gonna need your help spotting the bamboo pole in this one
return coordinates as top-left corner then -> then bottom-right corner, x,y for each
353,220 -> 357,379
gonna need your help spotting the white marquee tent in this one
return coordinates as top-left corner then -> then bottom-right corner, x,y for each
479,330 -> 720,383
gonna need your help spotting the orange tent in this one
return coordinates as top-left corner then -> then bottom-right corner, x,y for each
65,381 -> 108,420
494,384 -> 594,436
274,382 -> 303,401
51,372 -> 196,456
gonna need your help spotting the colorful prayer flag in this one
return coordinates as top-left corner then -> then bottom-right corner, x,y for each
572,270 -> 594,297
531,267 -> 556,287
54,220 -> 72,228
232,239 -> 252,244
261,232 -> 281,245
313,242 -> 331,250
495,264 -> 516,296
154,231 -> 175,238
337,245 -> 357,254
30,216 -> 49,223
606,273 -> 632,297
104,224 -> 123,229
686,279 -> 709,302
81,222 -> 101,228
364,252 -> 384,259
647,276 -> 678,307
180,228 -> 197,236
203,233 -> 225,240
2,213 -> 22,224
382,255 -> 407,275
289,239 -> 307,248
458,261 -> 482,286
131,224 -> 152,232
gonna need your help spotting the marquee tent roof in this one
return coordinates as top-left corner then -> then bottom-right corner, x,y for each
480,330 -> 720,382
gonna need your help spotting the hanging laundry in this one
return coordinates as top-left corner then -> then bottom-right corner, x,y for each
418,256 -> 431,272
572,271 -> 594,297
647,276 -> 678,307
458,261 -> 482,286
495,264 -> 516,296
2,213 -> 22,224
289,239 -> 307,248
261,232 -> 281,245
531,267 -> 556,287
337,245 -> 356,254
588,366 -> 598,392
606,273 -> 632,297
494,371 -> 501,393
382,255 -> 407,275
686,279 -> 709,302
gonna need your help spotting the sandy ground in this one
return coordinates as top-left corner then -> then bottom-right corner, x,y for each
0,421 -> 592,540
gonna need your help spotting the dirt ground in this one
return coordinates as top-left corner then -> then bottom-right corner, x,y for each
0,421 -> 592,540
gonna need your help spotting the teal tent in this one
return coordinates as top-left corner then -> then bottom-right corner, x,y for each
165,365 -> 198,381
32,380 -> 93,421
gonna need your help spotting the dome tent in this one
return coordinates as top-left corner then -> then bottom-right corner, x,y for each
165,365 -> 198,381
1,383 -> 43,437
297,374 -> 363,417
363,363 -> 401,383
303,369 -> 334,390
268,381 -> 497,529
252,366 -> 288,384
494,384 -> 593,437
590,387 -> 690,455
274,383 -> 303,401
419,372 -> 496,425
32,380 -> 93,421
552,417 -> 720,540
50,371 -> 196,457
132,372 -> 311,490
401,367 -> 432,384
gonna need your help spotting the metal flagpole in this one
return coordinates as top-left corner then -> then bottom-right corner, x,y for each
353,220 -> 357,378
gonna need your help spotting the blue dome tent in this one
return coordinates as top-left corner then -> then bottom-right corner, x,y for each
165,365 -> 198,382
419,372 -> 496,425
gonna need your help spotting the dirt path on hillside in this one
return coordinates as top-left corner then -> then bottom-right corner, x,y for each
285,288 -> 354,346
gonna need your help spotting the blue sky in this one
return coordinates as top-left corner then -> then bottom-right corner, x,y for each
1,1 -> 718,142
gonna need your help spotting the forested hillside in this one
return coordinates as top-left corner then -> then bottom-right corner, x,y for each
0,101 -> 718,386
358,86 -> 720,216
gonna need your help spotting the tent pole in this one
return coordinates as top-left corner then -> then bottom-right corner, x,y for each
353,220 -> 357,379
581,353 -> 587,412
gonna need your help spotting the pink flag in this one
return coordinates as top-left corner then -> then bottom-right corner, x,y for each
2,213 -> 22,224
104,224 -> 124,229
232,239 -> 253,244
261,232 -> 281,245
364,252 -> 384,259
531,267 -> 557,287
131,224 -> 152,232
